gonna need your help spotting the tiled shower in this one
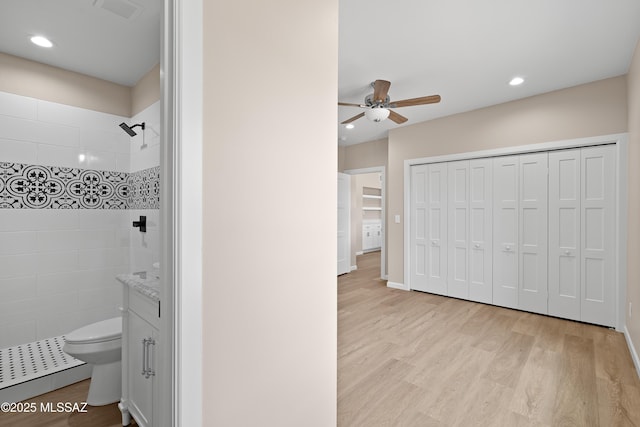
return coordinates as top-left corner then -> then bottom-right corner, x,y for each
0,90 -> 160,395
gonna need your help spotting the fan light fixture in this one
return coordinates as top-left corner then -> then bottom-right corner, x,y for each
365,107 -> 390,122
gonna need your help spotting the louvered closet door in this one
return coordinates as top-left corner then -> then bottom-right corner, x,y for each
426,163 -> 448,295
518,152 -> 548,315
581,145 -> 616,327
468,158 -> 493,304
410,164 -> 429,292
448,161 -> 469,299
493,156 -> 519,309
549,150 -> 581,321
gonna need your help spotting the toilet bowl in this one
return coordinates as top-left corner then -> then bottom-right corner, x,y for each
63,317 -> 122,406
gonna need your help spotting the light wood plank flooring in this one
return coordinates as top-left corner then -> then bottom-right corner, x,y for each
0,379 -> 134,427
338,251 -> 640,426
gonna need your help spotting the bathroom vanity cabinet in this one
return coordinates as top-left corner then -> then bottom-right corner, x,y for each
117,274 -> 160,427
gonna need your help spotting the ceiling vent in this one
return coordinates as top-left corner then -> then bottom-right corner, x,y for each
93,0 -> 142,20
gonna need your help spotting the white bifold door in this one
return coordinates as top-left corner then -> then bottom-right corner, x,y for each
410,163 -> 448,295
493,153 -> 548,315
548,146 -> 616,326
468,159 -> 493,304
446,160 -> 493,303
409,144 -> 616,327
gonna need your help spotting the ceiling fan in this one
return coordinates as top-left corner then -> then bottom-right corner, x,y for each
339,79 -> 441,125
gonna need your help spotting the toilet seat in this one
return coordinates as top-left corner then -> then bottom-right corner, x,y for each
65,317 -> 122,344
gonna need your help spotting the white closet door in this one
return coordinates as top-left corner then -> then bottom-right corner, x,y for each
427,163 -> 448,295
549,150 -> 581,321
448,161 -> 469,299
581,145 -> 616,327
469,158 -> 493,304
410,165 -> 429,292
518,152 -> 548,315
493,156 -> 519,309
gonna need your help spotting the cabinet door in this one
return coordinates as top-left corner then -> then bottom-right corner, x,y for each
518,152 -> 548,315
128,312 -> 156,427
362,224 -> 371,250
581,145 -> 616,327
427,163 -> 448,295
469,158 -> 493,304
549,149 -> 581,321
447,161 -> 469,299
493,156 -> 519,309
373,224 -> 382,248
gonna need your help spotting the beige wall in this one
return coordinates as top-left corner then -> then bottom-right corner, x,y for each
627,41 -> 640,367
341,138 -> 388,171
387,76 -> 628,285
131,63 -> 160,116
202,1 -> 338,426
0,52 -> 131,116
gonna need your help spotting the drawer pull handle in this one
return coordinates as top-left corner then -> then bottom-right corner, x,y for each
142,338 -> 156,379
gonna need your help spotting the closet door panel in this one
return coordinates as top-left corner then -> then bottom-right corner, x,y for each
427,163 -> 448,295
549,150 -> 580,321
581,145 -> 616,327
469,158 -> 493,303
493,156 -> 519,309
410,165 -> 429,292
448,161 -> 469,299
518,153 -> 548,315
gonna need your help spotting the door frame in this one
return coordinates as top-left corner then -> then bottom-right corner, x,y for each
344,166 -> 387,279
403,133 -> 628,331
337,173 -> 351,275
161,0 -> 203,425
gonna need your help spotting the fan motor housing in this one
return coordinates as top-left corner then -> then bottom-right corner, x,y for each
364,94 -> 390,107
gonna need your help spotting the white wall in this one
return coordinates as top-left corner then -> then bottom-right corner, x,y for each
0,91 -> 131,348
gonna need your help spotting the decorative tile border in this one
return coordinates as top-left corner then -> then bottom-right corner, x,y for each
0,162 -> 159,210
129,166 -> 160,210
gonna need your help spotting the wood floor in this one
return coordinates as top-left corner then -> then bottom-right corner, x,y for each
0,380 -> 134,427
338,251 -> 640,427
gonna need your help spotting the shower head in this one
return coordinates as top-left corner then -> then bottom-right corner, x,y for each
119,122 -> 145,137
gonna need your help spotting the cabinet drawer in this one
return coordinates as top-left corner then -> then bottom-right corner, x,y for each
130,290 -> 160,329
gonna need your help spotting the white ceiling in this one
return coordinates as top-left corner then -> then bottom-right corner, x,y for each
338,0 -> 640,145
0,1 -> 639,145
0,0 -> 160,87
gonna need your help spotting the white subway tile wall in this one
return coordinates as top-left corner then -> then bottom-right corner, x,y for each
128,102 -> 161,275
0,92 -> 160,349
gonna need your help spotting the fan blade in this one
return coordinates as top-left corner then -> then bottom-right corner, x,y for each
388,110 -> 408,124
341,112 -> 365,124
389,95 -> 441,108
373,80 -> 391,102
338,102 -> 363,107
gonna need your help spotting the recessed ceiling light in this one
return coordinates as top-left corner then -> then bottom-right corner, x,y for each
345,123 -> 355,129
30,36 -> 53,48
509,77 -> 524,86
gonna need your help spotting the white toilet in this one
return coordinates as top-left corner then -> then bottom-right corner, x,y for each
63,317 -> 123,406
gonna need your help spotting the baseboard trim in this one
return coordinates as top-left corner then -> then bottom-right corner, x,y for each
350,265 -> 358,272
624,326 -> 640,380
355,251 -> 363,256
387,281 -> 409,291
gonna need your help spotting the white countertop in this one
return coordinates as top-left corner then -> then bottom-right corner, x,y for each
116,272 -> 160,302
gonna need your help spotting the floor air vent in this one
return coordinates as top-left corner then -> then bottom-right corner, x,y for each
0,336 -> 84,389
